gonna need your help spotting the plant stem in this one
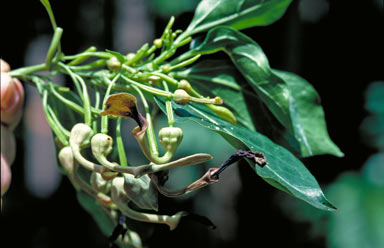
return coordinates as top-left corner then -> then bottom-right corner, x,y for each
45,27 -> 63,69
38,85 -> 69,146
121,75 -> 171,98
101,74 -> 121,134
116,117 -> 128,166
68,46 -> 97,66
162,81 -> 174,127
58,63 -> 92,126
40,0 -> 58,30
167,54 -> 200,71
10,63 -> 47,78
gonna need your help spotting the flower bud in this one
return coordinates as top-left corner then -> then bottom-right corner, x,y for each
58,146 -> 75,174
208,105 -> 237,125
160,64 -> 171,73
173,89 -> 223,105
91,133 -> 113,157
123,174 -> 158,211
158,127 -> 183,152
107,56 -> 121,71
70,123 -> 94,148
173,89 -> 190,105
126,53 -> 135,61
153,38 -> 163,48
1,72 -> 24,130
177,79 -> 192,91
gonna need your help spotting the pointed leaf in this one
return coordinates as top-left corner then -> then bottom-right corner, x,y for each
155,97 -> 337,211
188,26 -> 342,157
272,69 -> 343,157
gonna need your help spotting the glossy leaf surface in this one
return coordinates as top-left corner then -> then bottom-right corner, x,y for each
185,0 -> 292,36
155,97 -> 336,211
186,26 -> 342,157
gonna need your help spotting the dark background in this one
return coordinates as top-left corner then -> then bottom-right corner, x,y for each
1,0 -> 382,247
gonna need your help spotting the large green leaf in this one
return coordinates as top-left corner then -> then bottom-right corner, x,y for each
185,26 -> 343,157
184,0 -> 292,36
272,69 -> 344,157
172,59 -> 255,130
155,97 -> 336,211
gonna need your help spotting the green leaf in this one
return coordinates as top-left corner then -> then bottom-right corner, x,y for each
188,26 -> 343,157
173,60 -> 304,156
155,97 -> 337,211
185,0 -> 292,36
272,69 -> 344,157
172,59 -> 255,130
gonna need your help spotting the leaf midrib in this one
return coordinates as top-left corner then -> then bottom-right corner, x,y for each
186,2 -> 264,36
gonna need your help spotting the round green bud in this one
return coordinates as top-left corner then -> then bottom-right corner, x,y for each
173,89 -> 191,105
126,52 -> 135,61
160,64 -> 171,73
107,56 -> 121,71
153,38 -> 163,48
177,79 -> 191,91
158,127 -> 183,151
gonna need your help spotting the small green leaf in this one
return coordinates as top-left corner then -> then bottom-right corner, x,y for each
188,26 -> 343,157
185,0 -> 292,36
155,97 -> 336,211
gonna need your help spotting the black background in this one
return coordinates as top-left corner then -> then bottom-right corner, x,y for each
1,1 -> 382,247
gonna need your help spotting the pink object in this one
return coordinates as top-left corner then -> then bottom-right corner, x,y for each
1,154 -> 11,196
1,72 -> 25,130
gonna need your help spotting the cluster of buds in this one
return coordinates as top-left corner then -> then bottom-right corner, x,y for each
56,93 -> 226,247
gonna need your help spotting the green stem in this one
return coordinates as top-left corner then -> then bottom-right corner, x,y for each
126,43 -> 149,66
58,63 -> 92,126
46,106 -> 71,137
38,79 -> 81,114
62,51 -> 113,60
161,16 -> 175,40
101,74 -> 121,134
147,72 -> 179,86
121,75 -> 171,98
40,0 -> 58,30
10,63 -> 47,78
70,59 -> 106,71
121,64 -> 137,74
174,36 -> 192,48
116,117 -> 128,166
45,27 -> 63,69
39,85 -> 69,146
169,50 -> 196,65
92,86 -> 101,133
67,46 -> 97,66
167,54 -> 200,71
162,81 -> 174,127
